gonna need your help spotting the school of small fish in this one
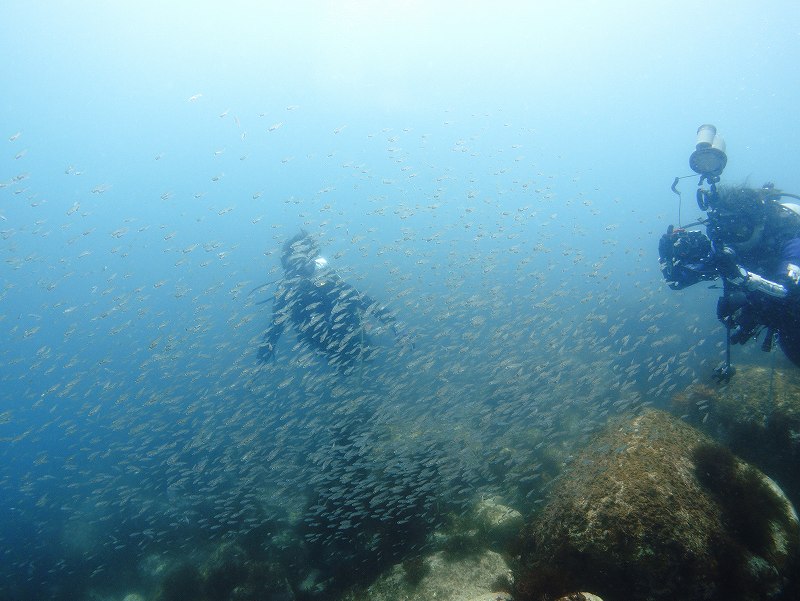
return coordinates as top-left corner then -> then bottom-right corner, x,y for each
0,102 -> 723,599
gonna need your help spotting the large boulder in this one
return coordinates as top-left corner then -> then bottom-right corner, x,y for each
473,496 -> 525,547
429,496 -> 525,555
515,409 -> 799,601
671,364 -> 800,507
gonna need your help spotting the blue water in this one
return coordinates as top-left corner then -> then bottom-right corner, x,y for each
2,2 -> 800,600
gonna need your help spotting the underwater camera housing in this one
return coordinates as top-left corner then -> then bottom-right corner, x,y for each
671,228 -> 712,264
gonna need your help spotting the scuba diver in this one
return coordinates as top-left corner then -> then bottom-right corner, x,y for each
659,124 -> 800,381
255,230 -> 403,374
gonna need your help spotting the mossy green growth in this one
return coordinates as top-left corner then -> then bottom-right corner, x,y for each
157,563 -> 203,601
672,364 -> 800,509
514,409 -> 799,601
694,442 -> 790,558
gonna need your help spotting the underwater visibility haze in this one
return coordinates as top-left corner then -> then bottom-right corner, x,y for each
3,2 -> 800,600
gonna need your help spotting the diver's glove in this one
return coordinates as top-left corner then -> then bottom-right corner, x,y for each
717,295 -> 762,346
716,291 -> 756,344
716,290 -> 748,323
713,247 -> 747,284
715,246 -> 789,298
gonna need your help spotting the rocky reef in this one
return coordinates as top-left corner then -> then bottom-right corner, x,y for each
341,549 -> 513,601
108,396 -> 800,601
150,541 -> 294,601
672,364 -> 800,508
514,409 -> 799,601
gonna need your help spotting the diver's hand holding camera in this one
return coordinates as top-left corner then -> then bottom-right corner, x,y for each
658,226 -> 716,289
712,246 -> 748,284
658,225 -> 758,292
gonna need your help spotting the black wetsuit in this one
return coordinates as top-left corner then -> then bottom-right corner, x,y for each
259,273 -> 394,372
661,200 -> 800,367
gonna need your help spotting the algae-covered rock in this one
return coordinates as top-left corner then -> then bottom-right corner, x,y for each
515,409 -> 799,601
672,364 -> 800,507
154,541 -> 293,601
423,495 -> 524,563
473,496 -> 524,547
672,365 -> 800,433
344,549 -> 513,601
